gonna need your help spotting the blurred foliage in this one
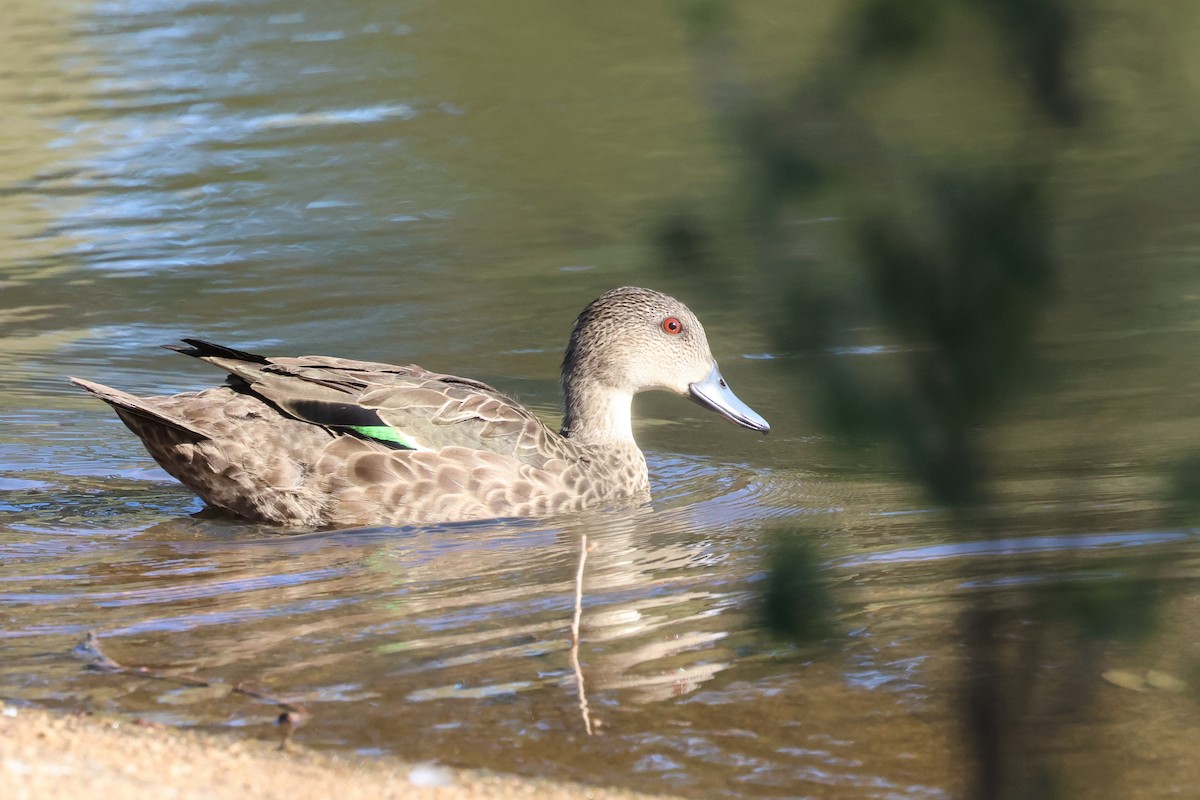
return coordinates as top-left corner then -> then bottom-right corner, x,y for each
672,0 -> 1186,798
856,0 -> 946,59
1035,570 -> 1162,644
1167,453 -> 1200,527
760,533 -> 836,645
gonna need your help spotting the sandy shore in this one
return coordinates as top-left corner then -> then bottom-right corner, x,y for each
0,701 -> 679,800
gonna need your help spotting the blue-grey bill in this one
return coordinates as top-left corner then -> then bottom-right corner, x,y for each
688,363 -> 770,433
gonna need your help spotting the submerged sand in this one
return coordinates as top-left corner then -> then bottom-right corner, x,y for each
0,702 -> 679,800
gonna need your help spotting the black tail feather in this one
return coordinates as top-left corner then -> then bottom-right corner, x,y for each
164,339 -> 271,364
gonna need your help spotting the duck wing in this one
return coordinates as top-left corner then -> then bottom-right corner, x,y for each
171,339 -> 571,469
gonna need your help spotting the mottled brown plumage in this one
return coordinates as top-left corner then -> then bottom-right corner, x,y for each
71,287 -> 769,528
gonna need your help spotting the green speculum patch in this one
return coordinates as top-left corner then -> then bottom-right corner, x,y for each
347,425 -> 416,450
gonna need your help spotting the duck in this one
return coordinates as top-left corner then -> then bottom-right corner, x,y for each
70,286 -> 769,528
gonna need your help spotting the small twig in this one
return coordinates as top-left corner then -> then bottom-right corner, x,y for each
234,682 -> 310,747
73,631 -> 309,747
569,534 -> 593,736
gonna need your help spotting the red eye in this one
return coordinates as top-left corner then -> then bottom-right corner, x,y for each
662,317 -> 683,335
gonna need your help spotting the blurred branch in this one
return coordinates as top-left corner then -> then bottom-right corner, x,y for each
675,1 -> 1172,798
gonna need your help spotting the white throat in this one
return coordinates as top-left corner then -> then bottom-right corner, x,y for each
598,390 -> 634,443
562,385 -> 636,445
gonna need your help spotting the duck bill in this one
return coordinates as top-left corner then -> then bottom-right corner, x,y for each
688,364 -> 770,433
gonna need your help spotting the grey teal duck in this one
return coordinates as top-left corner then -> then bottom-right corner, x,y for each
71,286 -> 770,528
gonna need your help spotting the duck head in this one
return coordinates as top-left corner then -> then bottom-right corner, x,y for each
560,286 -> 770,443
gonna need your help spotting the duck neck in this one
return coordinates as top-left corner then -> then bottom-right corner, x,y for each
560,382 -> 637,445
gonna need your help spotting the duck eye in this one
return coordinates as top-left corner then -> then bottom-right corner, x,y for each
661,317 -> 683,335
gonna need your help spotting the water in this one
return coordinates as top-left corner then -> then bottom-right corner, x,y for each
3,1 -> 1200,797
